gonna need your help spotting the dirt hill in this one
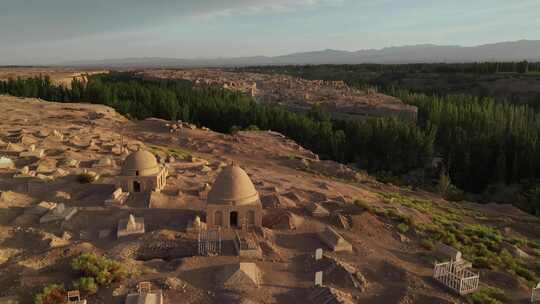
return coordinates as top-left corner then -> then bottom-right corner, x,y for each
0,95 -> 538,303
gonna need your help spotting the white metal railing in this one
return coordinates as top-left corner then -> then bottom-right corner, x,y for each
198,228 -> 221,256
434,260 -> 479,295
532,283 -> 540,303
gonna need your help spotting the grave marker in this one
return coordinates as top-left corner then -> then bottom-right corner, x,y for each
315,271 -> 323,287
315,248 -> 323,260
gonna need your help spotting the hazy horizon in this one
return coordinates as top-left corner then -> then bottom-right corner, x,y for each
1,0 -> 539,65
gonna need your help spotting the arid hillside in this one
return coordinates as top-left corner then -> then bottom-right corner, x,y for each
0,68 -> 106,88
141,69 -> 418,121
0,95 -> 538,304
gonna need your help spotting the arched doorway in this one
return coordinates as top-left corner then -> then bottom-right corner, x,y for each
230,211 -> 238,228
133,181 -> 141,192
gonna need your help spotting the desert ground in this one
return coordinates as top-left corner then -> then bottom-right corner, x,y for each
0,68 -> 106,88
0,94 -> 538,304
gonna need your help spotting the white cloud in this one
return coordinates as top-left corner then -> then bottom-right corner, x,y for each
0,0 -> 346,45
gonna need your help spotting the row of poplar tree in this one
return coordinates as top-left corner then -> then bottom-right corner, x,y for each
0,72 -> 433,175
1,72 -> 539,214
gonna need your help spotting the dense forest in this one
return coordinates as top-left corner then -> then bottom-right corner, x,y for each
0,72 -> 433,174
0,72 -> 539,215
240,61 -> 540,77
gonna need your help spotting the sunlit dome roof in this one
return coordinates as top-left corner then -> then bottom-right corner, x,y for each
208,165 -> 260,206
121,150 -> 160,176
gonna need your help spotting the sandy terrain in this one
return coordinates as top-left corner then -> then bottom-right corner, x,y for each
0,68 -> 106,88
0,95 -> 538,303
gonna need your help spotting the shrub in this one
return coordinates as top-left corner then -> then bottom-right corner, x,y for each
397,223 -> 410,234
472,256 -> 492,269
514,265 -> 536,282
34,284 -> 64,304
72,277 -> 98,295
77,172 -> 97,184
467,287 -> 507,304
353,199 -> 373,212
229,125 -> 241,134
420,238 -> 435,250
437,171 -> 451,196
245,124 -> 259,131
71,253 -> 127,286
535,261 -> 540,271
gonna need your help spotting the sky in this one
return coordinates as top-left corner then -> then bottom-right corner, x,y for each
1,0 -> 539,65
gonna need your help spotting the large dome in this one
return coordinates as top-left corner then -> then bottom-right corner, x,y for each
208,165 -> 260,206
121,150 -> 160,176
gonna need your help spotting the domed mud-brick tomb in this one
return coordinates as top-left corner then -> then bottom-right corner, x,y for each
206,164 -> 262,229
117,150 -> 168,193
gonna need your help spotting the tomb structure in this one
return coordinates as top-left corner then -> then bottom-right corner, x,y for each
66,290 -> 87,304
433,245 -> 479,295
0,156 -> 15,169
105,188 -> 130,206
217,262 -> 262,289
125,282 -> 163,304
206,165 -> 262,229
306,202 -> 330,217
27,201 -> 57,216
234,231 -> 262,259
117,150 -> 168,193
309,286 -> 354,304
39,203 -> 77,224
93,157 -> 115,168
532,282 -> 540,303
317,226 -> 353,252
187,215 -> 207,233
117,214 -> 145,238
19,145 -> 45,158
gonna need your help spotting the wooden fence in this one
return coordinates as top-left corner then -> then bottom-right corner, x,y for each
433,260 -> 479,295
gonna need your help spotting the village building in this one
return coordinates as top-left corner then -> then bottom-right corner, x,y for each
117,150 -> 167,193
206,165 -> 262,229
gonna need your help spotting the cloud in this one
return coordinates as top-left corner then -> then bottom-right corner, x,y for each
0,0 -> 344,45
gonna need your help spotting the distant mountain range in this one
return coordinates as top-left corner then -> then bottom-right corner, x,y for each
60,40 -> 540,67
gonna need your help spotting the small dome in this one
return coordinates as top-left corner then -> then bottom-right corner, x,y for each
121,150 -> 160,176
208,165 -> 260,206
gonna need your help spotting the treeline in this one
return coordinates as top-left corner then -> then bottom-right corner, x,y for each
0,73 -> 433,174
387,88 -> 540,194
240,61 -> 540,76
1,73 -> 540,214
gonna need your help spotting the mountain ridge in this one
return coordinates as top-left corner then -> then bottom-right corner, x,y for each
58,39 -> 540,67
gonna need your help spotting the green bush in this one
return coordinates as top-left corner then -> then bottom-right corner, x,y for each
514,266 -> 536,282
71,253 -> 127,286
34,284 -> 64,304
245,124 -> 259,131
467,287 -> 507,304
397,223 -> 410,234
353,199 -> 373,212
420,238 -> 435,250
229,125 -> 242,134
72,277 -> 98,295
